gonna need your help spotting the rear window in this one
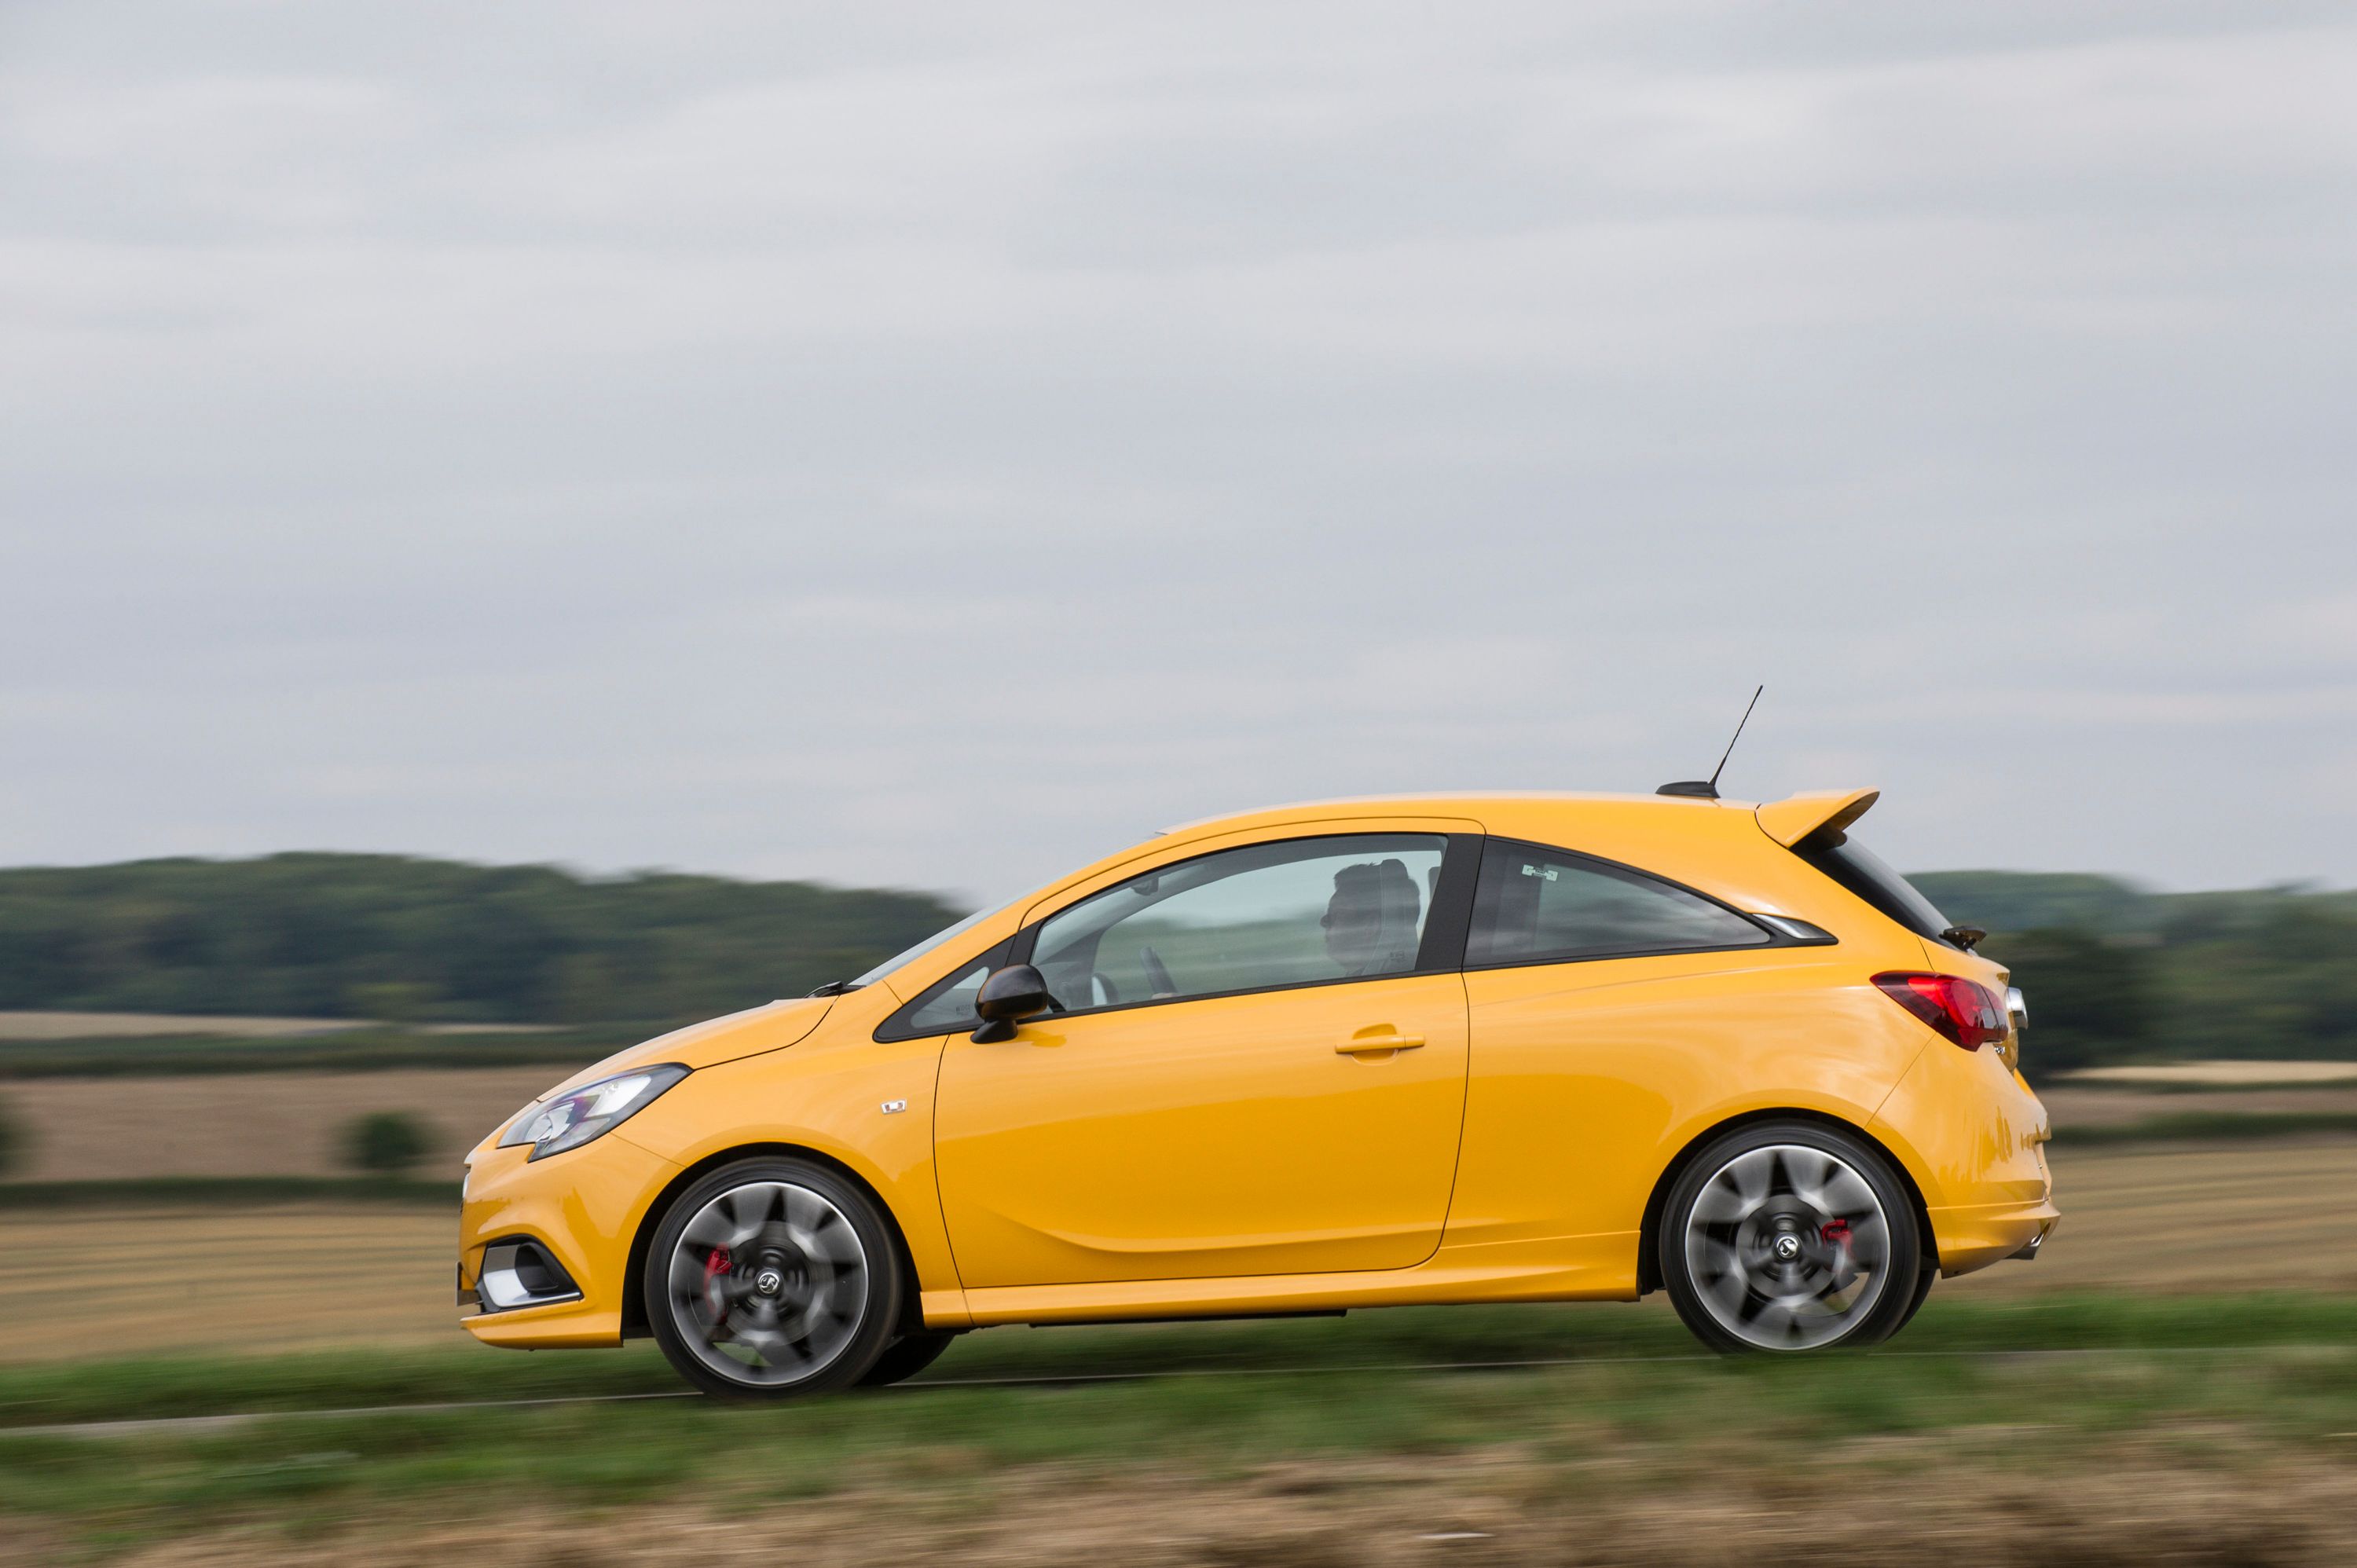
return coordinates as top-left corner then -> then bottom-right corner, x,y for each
1467,839 -> 1769,966
1793,830 -> 1956,944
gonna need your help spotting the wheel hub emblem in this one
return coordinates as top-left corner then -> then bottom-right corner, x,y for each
1772,1233 -> 1803,1262
753,1268 -> 785,1296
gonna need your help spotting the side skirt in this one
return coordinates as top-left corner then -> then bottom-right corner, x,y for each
933,1233 -> 1640,1330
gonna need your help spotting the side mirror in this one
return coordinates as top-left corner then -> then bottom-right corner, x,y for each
972,964 -> 1054,1042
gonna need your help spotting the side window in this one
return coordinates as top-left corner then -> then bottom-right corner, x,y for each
880,941 -> 1008,1039
1032,834 -> 1448,1011
1466,840 -> 1768,966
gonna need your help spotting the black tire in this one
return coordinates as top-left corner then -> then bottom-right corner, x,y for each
858,1330 -> 959,1388
1659,1119 -> 1923,1355
1891,1257 -> 1937,1339
643,1156 -> 904,1399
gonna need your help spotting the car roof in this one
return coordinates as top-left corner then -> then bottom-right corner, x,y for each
1158,791 -> 1761,839
1146,789 -> 1882,871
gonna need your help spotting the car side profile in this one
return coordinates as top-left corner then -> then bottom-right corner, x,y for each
459,788 -> 2057,1395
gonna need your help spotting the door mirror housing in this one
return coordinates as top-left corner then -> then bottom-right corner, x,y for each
972,963 -> 1054,1042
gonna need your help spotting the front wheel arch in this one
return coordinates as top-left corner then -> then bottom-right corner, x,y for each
1634,1108 -> 1934,1297
622,1141 -> 924,1340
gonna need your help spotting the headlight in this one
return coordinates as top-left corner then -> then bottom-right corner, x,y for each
497,1064 -> 689,1160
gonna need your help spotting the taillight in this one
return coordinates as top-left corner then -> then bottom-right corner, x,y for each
1873,972 -> 2010,1050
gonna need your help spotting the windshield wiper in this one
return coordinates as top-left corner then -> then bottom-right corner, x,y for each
806,979 -> 867,998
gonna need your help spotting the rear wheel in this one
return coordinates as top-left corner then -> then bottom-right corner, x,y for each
644,1157 -> 904,1398
1892,1257 -> 1937,1337
858,1330 -> 959,1387
1661,1120 -> 1922,1354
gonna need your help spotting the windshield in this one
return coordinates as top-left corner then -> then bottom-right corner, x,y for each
852,901 -> 1004,987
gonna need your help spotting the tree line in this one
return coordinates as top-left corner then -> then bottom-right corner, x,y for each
1916,872 -> 2357,1079
0,854 -> 960,1028
0,856 -> 2348,1079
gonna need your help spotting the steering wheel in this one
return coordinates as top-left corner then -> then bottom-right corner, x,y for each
1139,944 -> 1177,999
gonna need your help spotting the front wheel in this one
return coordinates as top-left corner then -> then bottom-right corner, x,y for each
643,1157 -> 904,1398
1660,1120 -> 1923,1354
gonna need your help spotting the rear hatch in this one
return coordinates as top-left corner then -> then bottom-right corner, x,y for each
1760,789 -> 2022,1071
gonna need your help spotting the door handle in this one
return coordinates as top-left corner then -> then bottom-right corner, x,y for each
1336,1031 -> 1425,1057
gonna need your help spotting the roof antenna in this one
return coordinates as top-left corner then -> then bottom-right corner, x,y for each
1657,685 -> 1763,800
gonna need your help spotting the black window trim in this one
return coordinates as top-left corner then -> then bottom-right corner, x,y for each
872,829 -> 1825,1039
1459,836 -> 1831,976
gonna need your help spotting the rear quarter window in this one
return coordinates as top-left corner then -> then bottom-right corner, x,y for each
1792,830 -> 1956,945
1466,839 -> 1770,966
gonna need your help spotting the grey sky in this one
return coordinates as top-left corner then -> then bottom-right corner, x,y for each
3,2 -> 2353,903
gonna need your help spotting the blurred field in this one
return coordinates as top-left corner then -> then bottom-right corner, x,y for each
1,1067 -> 554,1181
0,1027 -> 611,1081
0,1010 -> 369,1040
2066,1060 -> 2357,1086
0,1010 -> 561,1044
0,1205 -> 459,1361
4,1137 -> 2353,1362
2044,1083 -> 2357,1127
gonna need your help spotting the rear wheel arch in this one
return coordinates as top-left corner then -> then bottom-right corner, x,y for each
622,1141 -> 926,1339
1634,1108 -> 1934,1296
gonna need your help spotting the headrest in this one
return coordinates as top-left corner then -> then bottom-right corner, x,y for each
1323,858 -> 1424,975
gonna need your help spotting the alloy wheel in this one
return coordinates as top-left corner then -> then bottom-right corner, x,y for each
662,1179 -> 871,1387
1681,1142 -> 1894,1350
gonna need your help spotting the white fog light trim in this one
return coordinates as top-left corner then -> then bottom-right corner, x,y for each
477,1238 -> 583,1311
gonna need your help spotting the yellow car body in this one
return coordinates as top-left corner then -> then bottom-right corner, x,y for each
460,789 -> 2056,1365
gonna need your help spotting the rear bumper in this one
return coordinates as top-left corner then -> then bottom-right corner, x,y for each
1930,1196 -> 2060,1278
1870,1038 -> 2059,1278
1930,1116 -> 2058,1277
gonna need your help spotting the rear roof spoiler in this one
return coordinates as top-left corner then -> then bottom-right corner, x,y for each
1755,787 -> 1880,848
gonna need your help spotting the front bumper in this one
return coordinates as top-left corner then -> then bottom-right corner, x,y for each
456,1130 -> 680,1349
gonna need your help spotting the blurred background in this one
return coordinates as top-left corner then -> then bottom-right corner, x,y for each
2,2 -> 2354,1564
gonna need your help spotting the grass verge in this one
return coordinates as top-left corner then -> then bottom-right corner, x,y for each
2,1294 -> 2355,1559
3,1291 -> 2353,1429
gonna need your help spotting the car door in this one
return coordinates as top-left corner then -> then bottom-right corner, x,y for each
933,827 -> 1478,1289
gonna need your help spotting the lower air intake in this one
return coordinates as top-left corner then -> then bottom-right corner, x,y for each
476,1238 -> 583,1312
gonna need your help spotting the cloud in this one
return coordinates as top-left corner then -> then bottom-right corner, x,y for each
1,0 -> 2352,898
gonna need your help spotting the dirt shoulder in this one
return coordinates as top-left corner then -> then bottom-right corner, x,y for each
5,1395 -> 2353,1566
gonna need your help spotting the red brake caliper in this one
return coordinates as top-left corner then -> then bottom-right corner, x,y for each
702,1247 -> 732,1315
1819,1218 -> 1852,1250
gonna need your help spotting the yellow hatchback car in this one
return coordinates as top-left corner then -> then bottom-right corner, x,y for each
460,788 -> 2057,1395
